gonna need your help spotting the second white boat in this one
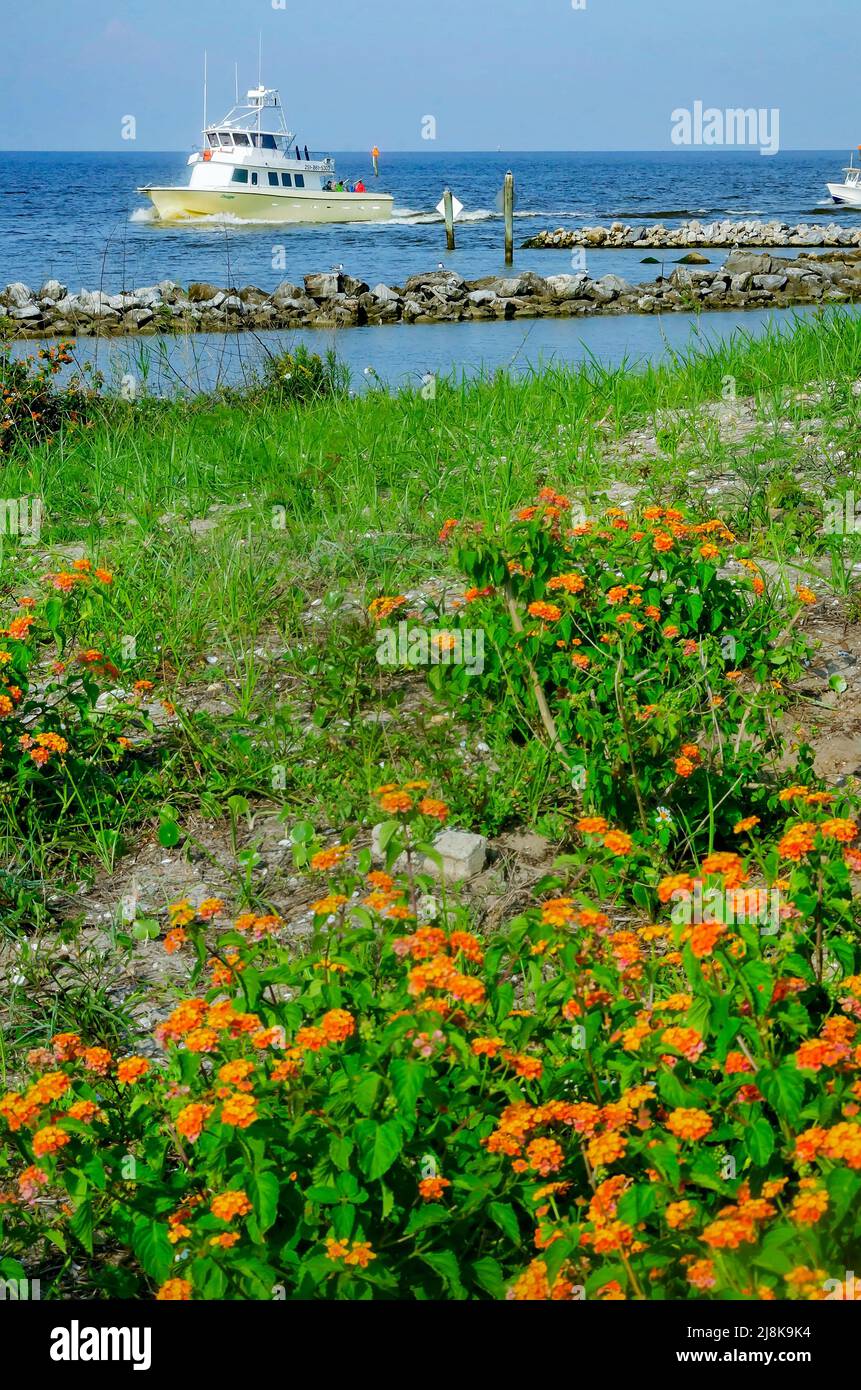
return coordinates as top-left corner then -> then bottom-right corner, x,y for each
827,148 -> 861,207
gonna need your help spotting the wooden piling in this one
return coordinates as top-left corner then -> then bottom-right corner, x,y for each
504,171 -> 515,266
443,189 -> 456,251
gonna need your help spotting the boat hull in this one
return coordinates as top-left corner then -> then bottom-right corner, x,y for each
141,185 -> 394,224
828,182 -> 861,207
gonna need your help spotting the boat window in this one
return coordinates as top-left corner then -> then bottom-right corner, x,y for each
268,172 -> 279,187
281,173 -> 292,187
294,174 -> 305,188
207,132 -> 220,148
248,133 -> 261,147
233,132 -> 251,147
261,133 -> 277,150
219,132 -> 233,146
250,171 -> 258,186
231,168 -> 249,184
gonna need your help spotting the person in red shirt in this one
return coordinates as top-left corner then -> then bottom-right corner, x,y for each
354,180 -> 366,193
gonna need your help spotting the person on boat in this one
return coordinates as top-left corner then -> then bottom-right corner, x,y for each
354,179 -> 366,193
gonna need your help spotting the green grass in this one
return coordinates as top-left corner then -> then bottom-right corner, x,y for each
4,306 -> 861,893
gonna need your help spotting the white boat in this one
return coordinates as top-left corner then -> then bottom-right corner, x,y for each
138,85 -> 393,225
827,148 -> 861,207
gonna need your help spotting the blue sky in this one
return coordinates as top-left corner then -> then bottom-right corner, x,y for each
2,0 -> 859,151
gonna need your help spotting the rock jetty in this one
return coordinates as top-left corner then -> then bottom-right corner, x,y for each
4,252 -> 861,339
523,219 -> 861,250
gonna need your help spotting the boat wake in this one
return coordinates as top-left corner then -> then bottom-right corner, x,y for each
386,206 -> 578,226
130,209 -> 279,228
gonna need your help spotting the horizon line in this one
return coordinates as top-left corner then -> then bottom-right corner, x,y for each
0,146 -> 853,156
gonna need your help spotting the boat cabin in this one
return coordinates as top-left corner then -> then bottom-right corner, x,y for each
189,86 -> 336,193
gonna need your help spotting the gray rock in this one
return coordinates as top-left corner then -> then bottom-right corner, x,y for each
490,277 -> 523,298
2,282 -> 34,308
187,281 -> 223,303
274,295 -> 316,315
157,280 -> 183,304
585,279 -> 617,302
366,299 -> 400,323
510,271 -> 548,297
67,290 -> 115,318
723,251 -> 777,276
424,830 -> 488,882
370,282 -> 402,303
8,304 -> 42,320
132,287 -> 163,308
597,274 -> 633,295
544,273 -> 589,300
467,289 -> 498,305
38,278 -> 67,301
304,272 -> 342,299
342,275 -> 370,297
403,269 -> 466,298
752,274 -> 788,291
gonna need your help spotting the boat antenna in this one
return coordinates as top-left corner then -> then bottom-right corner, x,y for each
235,62 -> 239,104
257,31 -> 263,136
203,50 -> 208,139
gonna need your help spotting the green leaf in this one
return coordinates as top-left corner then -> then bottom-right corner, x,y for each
420,1249 -> 466,1298
132,918 -> 161,941
471,1256 -> 506,1298
70,1198 -> 94,1254
353,1073 -> 383,1116
329,1136 -> 354,1171
305,1185 -> 342,1205
618,1184 -> 657,1224
753,1224 -> 797,1275
825,1166 -> 861,1223
158,819 -> 181,849
389,1058 -> 425,1118
132,1216 -> 174,1281
742,961 -> 774,1014
357,1119 -> 404,1180
745,1117 -> 776,1166
757,1066 -> 806,1127
248,1170 -> 280,1234
488,1201 -> 521,1246
406,1204 -> 450,1234
657,1067 -> 701,1108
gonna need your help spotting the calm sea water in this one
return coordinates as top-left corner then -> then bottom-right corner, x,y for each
0,149 -> 854,293
2,150 -> 857,391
